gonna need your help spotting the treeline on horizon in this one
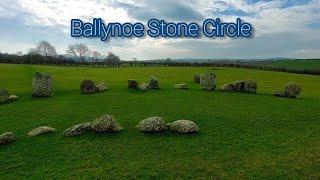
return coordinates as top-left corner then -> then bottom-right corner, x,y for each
0,41 -> 320,75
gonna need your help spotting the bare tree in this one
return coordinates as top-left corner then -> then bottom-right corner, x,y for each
16,51 -> 23,56
104,52 -> 120,66
91,50 -> 102,62
66,43 -> 89,62
35,41 -> 57,57
28,48 -> 37,55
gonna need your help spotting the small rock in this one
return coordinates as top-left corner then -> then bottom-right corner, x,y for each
219,83 -> 234,92
0,132 -> 16,146
168,120 -> 199,133
139,82 -> 149,91
284,82 -> 302,98
149,76 -> 159,89
174,83 -> 188,89
95,81 -> 109,92
32,72 -> 53,97
28,126 -> 56,137
273,90 -> 286,97
0,88 -> 9,104
8,95 -> 19,100
200,72 -> 216,91
136,117 -> 166,132
193,74 -> 200,83
63,123 -> 92,137
128,79 -> 138,89
91,114 -> 123,133
80,80 -> 96,94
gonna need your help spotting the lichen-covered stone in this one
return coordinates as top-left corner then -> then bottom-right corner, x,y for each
194,74 -> 200,83
0,132 -> 15,146
139,82 -> 149,91
28,126 -> 56,137
32,72 -> 53,97
233,80 -> 245,92
8,95 -> 19,100
244,80 -> 257,93
95,81 -> 108,92
63,123 -> 92,137
273,90 -> 286,97
128,79 -> 138,89
284,82 -> 302,98
174,84 -> 188,89
200,72 -> 216,91
91,114 -> 123,133
136,117 -> 166,132
80,80 -> 96,94
168,120 -> 199,133
219,83 -> 234,92
0,88 -> 9,104
149,76 -> 159,89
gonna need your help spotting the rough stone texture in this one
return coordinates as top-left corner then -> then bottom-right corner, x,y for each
168,120 -> 199,133
233,80 -> 245,92
63,123 -> 92,137
28,126 -> 56,137
200,72 -> 216,91
274,90 -> 286,97
244,80 -> 257,93
193,74 -> 200,83
136,117 -> 166,132
95,81 -> 108,92
139,82 -> 149,91
32,72 -> 53,97
80,80 -> 96,94
0,132 -> 16,146
8,95 -> 19,100
91,114 -> 123,133
128,79 -> 138,89
149,76 -> 159,89
284,82 -> 302,98
219,83 -> 234,92
0,88 -> 9,104
174,84 -> 188,89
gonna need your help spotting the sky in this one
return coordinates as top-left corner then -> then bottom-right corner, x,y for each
0,0 -> 319,60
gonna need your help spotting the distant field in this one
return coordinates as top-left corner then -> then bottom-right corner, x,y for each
266,59 -> 320,70
0,64 -> 319,179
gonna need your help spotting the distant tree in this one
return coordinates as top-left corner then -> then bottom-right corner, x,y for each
104,52 -> 120,66
35,41 -> 57,57
16,51 -> 23,56
91,50 -> 102,62
66,43 -> 89,62
27,48 -> 37,55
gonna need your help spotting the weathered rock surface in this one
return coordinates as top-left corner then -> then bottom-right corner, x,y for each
32,72 -> 53,97
149,76 -> 159,89
63,123 -> 92,137
168,120 -> 199,133
80,80 -> 96,94
91,114 -> 123,133
200,72 -> 216,91
244,80 -> 257,93
28,126 -> 56,137
95,81 -> 109,92
233,80 -> 245,92
219,83 -> 234,92
284,82 -> 302,98
0,132 -> 16,146
139,82 -> 149,91
128,79 -> 138,89
174,84 -> 188,89
194,74 -> 200,83
273,90 -> 286,97
136,116 -> 166,132
8,95 -> 19,100
0,88 -> 9,104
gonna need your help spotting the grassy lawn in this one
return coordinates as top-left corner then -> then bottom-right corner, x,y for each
269,59 -> 320,70
0,64 -> 319,179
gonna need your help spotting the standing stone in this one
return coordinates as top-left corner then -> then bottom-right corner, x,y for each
233,80 -> 245,92
200,72 -> 216,91
91,114 -> 123,133
0,88 -> 9,104
63,123 -> 92,137
136,117 -> 166,132
139,82 -> 149,91
244,80 -> 257,93
193,74 -> 200,83
128,79 -> 138,89
174,83 -> 188,89
0,132 -> 16,146
284,82 -> 302,98
95,81 -> 108,92
80,80 -> 96,94
219,83 -> 234,92
149,76 -> 159,89
168,120 -> 199,133
32,72 -> 53,97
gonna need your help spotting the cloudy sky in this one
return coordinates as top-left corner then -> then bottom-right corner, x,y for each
0,0 -> 319,60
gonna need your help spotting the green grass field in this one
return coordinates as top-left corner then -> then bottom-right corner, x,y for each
0,64 -> 319,179
269,59 -> 320,70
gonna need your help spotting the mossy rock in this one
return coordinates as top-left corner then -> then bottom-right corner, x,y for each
0,132 -> 16,146
139,82 -> 149,91
28,126 -> 56,137
80,80 -> 96,94
149,76 -> 159,89
0,88 -> 9,104
63,123 -> 92,137
200,72 -> 216,91
32,72 -> 53,97
136,117 -> 166,132
168,120 -> 199,134
128,79 -> 138,89
284,82 -> 302,98
174,83 -> 188,89
219,83 -> 234,92
91,114 -> 123,133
